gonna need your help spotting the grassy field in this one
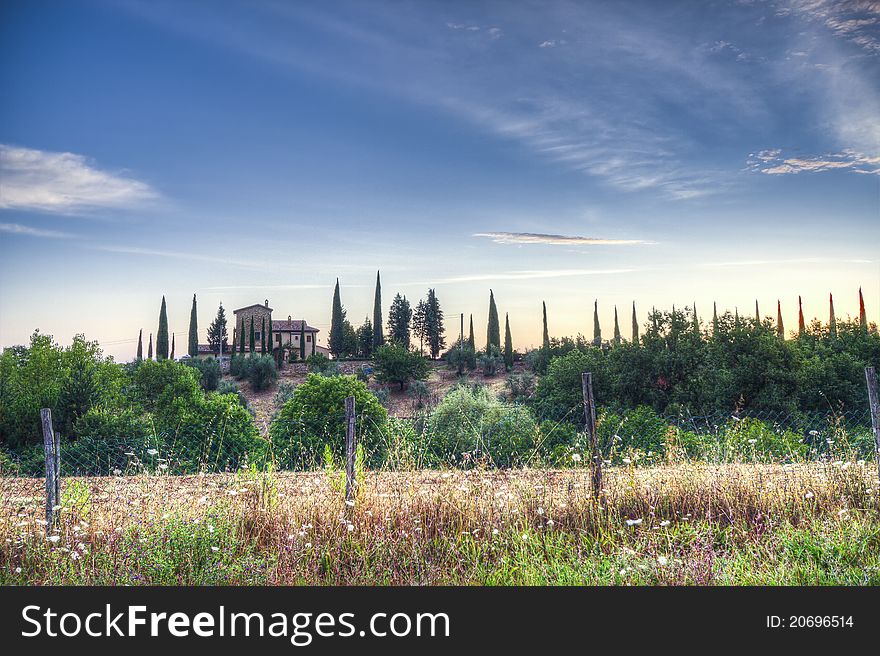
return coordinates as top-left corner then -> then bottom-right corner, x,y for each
2,462 -> 878,585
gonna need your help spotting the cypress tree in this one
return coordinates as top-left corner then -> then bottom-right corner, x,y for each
651,306 -> 658,332
330,279 -> 346,357
777,300 -> 784,339
261,317 -> 266,353
425,288 -> 445,359
372,271 -> 384,350
632,302 -> 639,344
156,296 -> 169,359
592,300 -> 601,346
755,300 -> 760,324
239,319 -> 246,353
300,319 -> 306,360
859,288 -> 867,330
712,302 -> 718,334
798,296 -> 805,336
486,290 -> 500,352
613,306 -> 621,345
829,293 -> 837,337
249,316 -> 255,353
267,316 -> 273,354
387,293 -> 412,347
170,333 -> 175,360
503,313 -> 513,370
734,308 -> 740,329
468,314 -> 475,350
136,329 -> 143,361
542,302 -> 550,350
188,294 -> 199,357
148,333 -> 153,360
692,303 -> 699,335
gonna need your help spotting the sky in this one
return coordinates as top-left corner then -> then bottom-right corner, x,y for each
1,0 -> 878,361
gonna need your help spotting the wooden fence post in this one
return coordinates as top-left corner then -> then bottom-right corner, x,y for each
40,408 -> 57,532
345,395 -> 357,503
865,367 -> 880,480
582,373 -> 602,500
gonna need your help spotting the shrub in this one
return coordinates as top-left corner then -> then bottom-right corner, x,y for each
373,343 -> 429,391
505,371 -> 536,402
217,380 -> 249,411
444,343 -> 476,374
273,382 -> 297,408
269,374 -> 387,468
477,346 -> 504,377
425,386 -> 537,467
229,355 -> 249,379
380,417 -> 430,469
533,349 -> 608,423
73,405 -> 153,444
306,353 -> 339,376
185,357 -> 221,391
247,355 -> 277,391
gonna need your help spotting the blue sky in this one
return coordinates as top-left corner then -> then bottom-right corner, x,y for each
1,0 -> 878,359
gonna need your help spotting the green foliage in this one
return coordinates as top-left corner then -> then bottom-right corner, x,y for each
503,313 -> 513,370
372,271 -> 384,350
386,293 -> 412,347
329,279 -> 347,358
247,355 -> 277,392
156,296 -> 169,360
425,385 -> 537,467
185,357 -> 221,391
372,343 -> 429,391
444,342 -> 477,374
269,374 -> 387,468
229,355 -> 249,379
486,290 -> 500,352
306,353 -> 339,376
188,294 -> 199,357
217,380 -> 249,411
207,303 -> 228,356
505,371 -> 536,403
356,317 -> 373,359
477,345 -> 504,377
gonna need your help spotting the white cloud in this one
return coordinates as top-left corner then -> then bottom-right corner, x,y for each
0,144 -> 158,214
0,222 -> 74,239
747,149 -> 880,175
403,268 -> 637,285
780,0 -> 880,54
473,232 -> 650,245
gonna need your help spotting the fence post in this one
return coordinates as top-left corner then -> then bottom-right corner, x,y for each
345,395 -> 357,503
582,373 -> 601,500
40,408 -> 57,532
865,367 -> 880,480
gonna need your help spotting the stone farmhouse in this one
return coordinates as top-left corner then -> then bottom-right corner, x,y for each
195,299 -> 325,358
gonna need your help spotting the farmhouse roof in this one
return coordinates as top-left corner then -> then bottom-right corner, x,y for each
232,303 -> 273,313
272,319 -> 319,333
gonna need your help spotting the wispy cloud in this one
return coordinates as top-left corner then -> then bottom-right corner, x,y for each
777,0 -> 880,54
747,149 -> 880,175
473,232 -> 650,246
0,222 -> 75,239
702,257 -> 874,267
0,144 -> 158,214
402,268 -> 638,286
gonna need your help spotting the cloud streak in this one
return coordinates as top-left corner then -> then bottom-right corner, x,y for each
474,232 -> 650,246
0,144 -> 158,214
0,222 -> 75,239
748,149 -> 880,175
403,268 -> 637,286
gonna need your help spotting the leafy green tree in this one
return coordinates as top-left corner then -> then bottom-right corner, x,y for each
387,293 -> 412,347
329,279 -> 347,357
156,296 -> 169,359
412,298 -> 427,354
503,313 -> 514,370
207,303 -> 228,356
486,290 -> 500,353
136,329 -> 143,361
373,343 -> 429,390
424,288 -> 445,359
249,317 -> 255,353
372,270 -> 384,350
343,320 -> 358,358
356,317 -> 373,358
188,294 -> 199,357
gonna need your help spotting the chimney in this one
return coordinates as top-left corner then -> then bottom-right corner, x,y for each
265,299 -> 269,307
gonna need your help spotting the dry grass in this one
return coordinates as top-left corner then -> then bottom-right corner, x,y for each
2,463 -> 878,585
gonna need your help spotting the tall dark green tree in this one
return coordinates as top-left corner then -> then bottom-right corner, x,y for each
372,271 -> 384,350
239,319 -> 245,353
632,302 -> 639,344
412,298 -> 427,355
170,333 -> 175,360
755,300 -> 760,324
692,303 -> 699,335
468,314 -> 475,350
267,317 -> 273,353
329,279 -> 347,357
424,288 -> 445,359
592,300 -> 601,346
249,316 -> 255,353
188,294 -> 199,357
613,306 -> 621,345
776,300 -> 785,339
357,317 -> 373,359
136,329 -> 143,361
260,317 -> 267,353
486,290 -> 500,352
148,333 -> 153,360
713,302 -> 719,335
156,296 -> 169,359
829,293 -> 837,337
503,313 -> 513,370
387,293 -> 412,347
299,319 -> 306,360
542,302 -> 550,350
207,303 -> 228,356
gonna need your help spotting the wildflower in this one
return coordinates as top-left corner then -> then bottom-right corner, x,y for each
805,491 -> 814,499
211,546 -> 219,552
657,556 -> 668,566
809,430 -> 818,437
47,535 -> 60,543
71,551 -> 80,561
659,520 -> 670,527
837,509 -> 848,517
146,449 -> 158,456
622,458 -> 632,465
52,505 -> 61,511
492,528 -> 499,535
208,525 -> 215,533
571,454 -> 582,462
305,543 -> 312,549
619,568 -> 627,576
346,523 -> 354,532
546,519 -> 554,526
747,439 -> 757,445
625,518 -> 643,527
158,463 -> 168,470
344,499 -> 355,507
15,567 -> 21,574
536,507 -> 544,515
112,468 -> 122,476
521,533 -> 529,540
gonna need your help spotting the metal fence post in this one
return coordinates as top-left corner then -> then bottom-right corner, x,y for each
582,373 -> 601,500
865,367 -> 880,480
40,408 -> 57,532
345,396 -> 357,503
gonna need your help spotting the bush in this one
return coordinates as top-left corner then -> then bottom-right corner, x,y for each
306,353 -> 339,376
444,343 -> 476,374
373,343 -> 430,391
247,355 -> 277,391
185,358 -> 221,391
269,374 -> 387,468
217,380 -> 249,411
73,405 -> 153,444
425,386 -> 537,467
533,349 -> 608,423
505,372 -> 536,402
229,355 -> 249,379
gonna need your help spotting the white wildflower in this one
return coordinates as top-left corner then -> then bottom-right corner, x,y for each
146,449 -> 158,456
625,518 -> 643,526
657,556 -> 668,566
805,491 -> 814,499
537,507 -> 544,515
211,546 -> 219,552
47,535 -> 60,543
571,453 -> 582,462
660,520 -> 670,527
